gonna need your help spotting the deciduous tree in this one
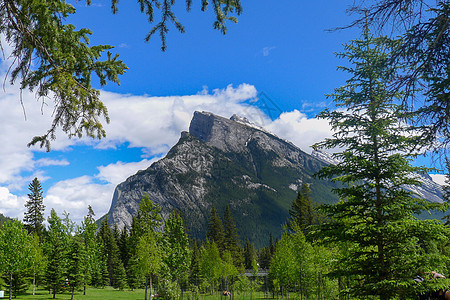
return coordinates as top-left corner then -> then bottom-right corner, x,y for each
0,219 -> 33,300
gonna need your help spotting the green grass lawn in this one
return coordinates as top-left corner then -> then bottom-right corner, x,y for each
4,288 -> 272,300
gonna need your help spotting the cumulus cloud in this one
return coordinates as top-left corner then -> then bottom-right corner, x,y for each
96,84 -> 261,155
0,187 -> 26,219
1,68 -> 334,224
96,158 -> 160,186
45,176 -> 114,222
266,110 -> 332,152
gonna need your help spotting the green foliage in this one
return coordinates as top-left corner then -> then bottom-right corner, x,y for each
0,219 -> 34,300
67,235 -> 87,299
158,278 -> 181,300
97,217 -> 127,290
312,25 -> 450,299
287,183 -> 314,234
243,237 -> 256,270
352,1 -> 450,150
134,194 -> 163,238
162,211 -> 191,282
0,0 -> 241,149
200,240 -> 222,295
135,231 -> 162,298
270,228 -> 316,299
23,177 -> 45,237
45,209 -> 70,299
223,205 -> 244,269
189,240 -> 201,286
207,206 -> 225,252
0,0 -> 127,150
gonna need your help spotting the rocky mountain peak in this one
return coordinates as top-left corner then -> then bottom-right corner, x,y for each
188,111 -> 264,153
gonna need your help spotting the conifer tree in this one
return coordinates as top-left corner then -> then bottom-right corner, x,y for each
67,235 -> 87,300
287,183 -> 314,234
23,177 -> 45,237
189,240 -> 201,287
243,237 -> 256,270
45,209 -> 69,299
207,206 -> 225,253
223,205 -> 243,268
80,205 -> 98,294
97,217 -> 127,289
313,25 -> 450,299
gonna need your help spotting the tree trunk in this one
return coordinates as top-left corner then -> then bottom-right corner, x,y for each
84,282 -> 86,295
71,287 -> 75,300
9,273 -> 12,300
33,272 -> 36,296
150,275 -> 153,300
145,276 -> 148,300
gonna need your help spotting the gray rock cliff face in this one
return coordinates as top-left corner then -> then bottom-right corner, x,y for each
106,111 -> 445,245
107,111 -> 335,245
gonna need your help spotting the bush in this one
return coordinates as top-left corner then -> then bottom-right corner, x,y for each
158,279 -> 180,300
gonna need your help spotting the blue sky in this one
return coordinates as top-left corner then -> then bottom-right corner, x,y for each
0,0 -> 447,224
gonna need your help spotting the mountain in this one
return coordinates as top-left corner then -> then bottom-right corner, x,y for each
105,111 -> 445,246
106,111 -> 337,246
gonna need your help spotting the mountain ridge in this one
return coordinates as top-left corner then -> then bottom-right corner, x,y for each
106,111 -> 445,246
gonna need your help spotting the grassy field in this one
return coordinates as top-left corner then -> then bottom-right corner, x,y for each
4,287 -> 271,300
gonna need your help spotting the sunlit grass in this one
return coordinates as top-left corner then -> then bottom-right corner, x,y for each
7,287 -> 273,300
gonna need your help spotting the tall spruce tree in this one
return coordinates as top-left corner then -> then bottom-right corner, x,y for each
287,183 -> 314,234
80,205 -> 99,295
23,178 -> 45,237
223,205 -> 243,268
313,25 -> 450,300
97,217 -> 127,289
207,206 -> 225,253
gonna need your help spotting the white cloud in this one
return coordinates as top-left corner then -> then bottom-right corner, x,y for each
35,158 -> 70,167
262,46 -> 276,57
0,66 -> 335,224
45,176 -> 114,223
0,187 -> 26,219
97,83 -> 261,155
266,110 -> 332,153
96,158 -> 160,186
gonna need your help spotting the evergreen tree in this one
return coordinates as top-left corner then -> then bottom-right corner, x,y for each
287,183 -> 314,234
23,177 -> 45,237
45,209 -> 69,299
313,25 -> 450,299
243,237 -> 256,270
207,206 -> 225,253
189,240 -> 201,287
223,205 -> 243,268
80,205 -> 98,294
67,235 -> 87,300
97,217 -> 127,289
